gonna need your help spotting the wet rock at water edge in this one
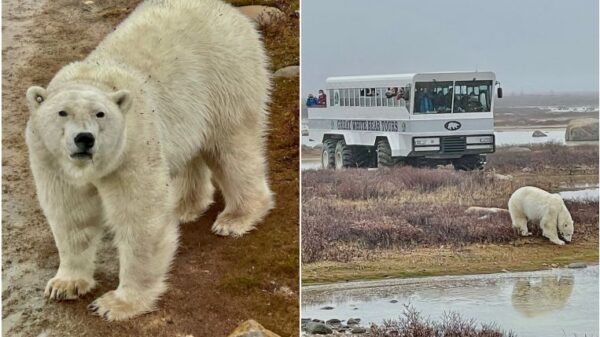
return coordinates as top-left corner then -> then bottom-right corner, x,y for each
347,318 -> 361,325
389,299 -> 398,303
532,130 -> 548,137
567,262 -> 587,269
351,326 -> 367,334
303,322 -> 333,334
326,318 -> 342,326
320,305 -> 334,310
565,118 -> 599,141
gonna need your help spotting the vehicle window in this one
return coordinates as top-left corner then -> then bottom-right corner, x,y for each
453,80 -> 492,112
414,81 -> 453,114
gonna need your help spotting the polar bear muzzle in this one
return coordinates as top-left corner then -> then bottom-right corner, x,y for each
71,132 -> 95,160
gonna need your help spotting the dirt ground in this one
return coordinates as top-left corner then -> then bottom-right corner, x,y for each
2,1 -> 299,336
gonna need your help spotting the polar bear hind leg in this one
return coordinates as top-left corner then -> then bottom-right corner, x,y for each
175,154 -> 215,223
540,212 -> 565,245
208,134 -> 274,237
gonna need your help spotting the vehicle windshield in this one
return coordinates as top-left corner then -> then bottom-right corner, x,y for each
453,80 -> 492,113
414,81 -> 453,114
413,80 -> 493,114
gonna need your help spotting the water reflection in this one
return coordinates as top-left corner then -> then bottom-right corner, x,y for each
511,274 -> 574,318
302,267 -> 599,337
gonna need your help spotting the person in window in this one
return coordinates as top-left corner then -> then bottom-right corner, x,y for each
317,89 -> 327,106
419,87 -> 434,113
306,94 -> 318,107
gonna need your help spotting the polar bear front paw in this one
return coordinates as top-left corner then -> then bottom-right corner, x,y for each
550,238 -> 565,245
88,290 -> 153,321
211,212 -> 257,237
45,277 -> 94,300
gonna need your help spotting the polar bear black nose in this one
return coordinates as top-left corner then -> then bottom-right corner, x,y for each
74,132 -> 95,151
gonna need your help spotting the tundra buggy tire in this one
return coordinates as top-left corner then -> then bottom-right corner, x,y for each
376,138 -> 394,168
334,140 -> 356,169
321,139 -> 336,169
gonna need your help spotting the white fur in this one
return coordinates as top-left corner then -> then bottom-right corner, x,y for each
508,186 -> 574,246
25,0 -> 273,320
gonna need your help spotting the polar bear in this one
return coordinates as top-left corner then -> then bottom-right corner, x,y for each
25,0 -> 273,320
508,186 -> 574,245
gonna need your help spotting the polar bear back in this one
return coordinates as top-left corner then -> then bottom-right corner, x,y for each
48,0 -> 270,173
508,186 -> 565,222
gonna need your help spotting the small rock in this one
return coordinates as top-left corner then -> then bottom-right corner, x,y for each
464,206 -> 508,215
227,319 -> 280,337
351,326 -> 367,334
567,262 -> 587,269
304,322 -> 333,335
36,331 -> 50,337
532,130 -> 547,137
389,299 -> 398,303
347,318 -> 361,325
83,0 -> 94,4
238,5 -> 285,24
493,173 -> 513,181
521,167 -> 533,173
273,65 -> 299,78
506,146 -> 532,153
320,306 -> 334,310
550,263 -> 558,268
565,118 -> 599,141
312,319 -> 324,323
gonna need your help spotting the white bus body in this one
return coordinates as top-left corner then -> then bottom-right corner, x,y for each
307,71 -> 501,170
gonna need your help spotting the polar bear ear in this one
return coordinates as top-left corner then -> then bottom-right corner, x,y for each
110,90 -> 132,114
26,86 -> 48,110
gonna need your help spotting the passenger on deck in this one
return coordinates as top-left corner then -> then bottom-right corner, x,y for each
306,94 -> 318,107
317,90 -> 327,106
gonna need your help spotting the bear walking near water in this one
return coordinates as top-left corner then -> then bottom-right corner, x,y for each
508,186 -> 574,245
25,0 -> 273,320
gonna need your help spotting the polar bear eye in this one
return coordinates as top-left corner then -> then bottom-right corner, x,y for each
58,111 -> 67,117
96,112 -> 105,118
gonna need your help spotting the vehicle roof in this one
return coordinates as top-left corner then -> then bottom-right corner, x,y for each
325,71 -> 496,88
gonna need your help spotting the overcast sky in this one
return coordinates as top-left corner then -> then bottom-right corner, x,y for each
301,0 -> 599,96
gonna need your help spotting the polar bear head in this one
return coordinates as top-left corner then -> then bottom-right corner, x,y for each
555,196 -> 574,243
26,84 -> 131,182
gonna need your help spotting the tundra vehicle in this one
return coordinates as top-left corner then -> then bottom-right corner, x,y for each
307,71 -> 502,170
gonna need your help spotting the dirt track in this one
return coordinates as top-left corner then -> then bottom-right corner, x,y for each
2,1 -> 299,336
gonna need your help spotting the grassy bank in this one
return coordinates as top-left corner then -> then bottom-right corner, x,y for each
302,145 -> 598,283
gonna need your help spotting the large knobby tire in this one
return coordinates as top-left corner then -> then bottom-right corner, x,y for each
452,155 -> 485,171
321,139 -> 336,169
376,138 -> 394,168
334,140 -> 355,169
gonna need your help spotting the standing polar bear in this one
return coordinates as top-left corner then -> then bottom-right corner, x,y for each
508,186 -> 574,245
25,0 -> 273,320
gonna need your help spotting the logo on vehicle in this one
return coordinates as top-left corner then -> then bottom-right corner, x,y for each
444,121 -> 461,131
